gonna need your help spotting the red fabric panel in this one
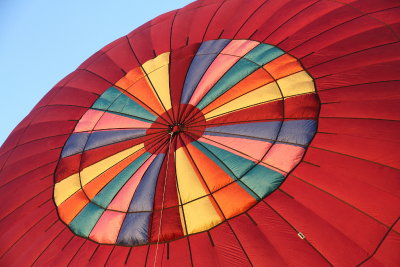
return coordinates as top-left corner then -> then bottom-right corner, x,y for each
55,153 -> 81,182
61,69 -> 112,95
32,230 -> 83,266
190,232 -> 220,266
296,147 -> 400,225
210,222 -> 252,267
186,3 -> 223,45
280,176 -> 388,252
0,150 -> 59,187
361,226 -> 400,267
0,187 -> 53,255
252,0 -> 320,44
206,100 -> 283,126
0,163 -> 53,220
0,211 -> 63,266
371,8 -> 400,37
220,0 -> 266,39
229,215 -> 288,266
48,87 -> 99,107
162,238 -> 192,266
151,149 -> 183,242
84,53 -> 125,84
311,132 -> 400,168
18,121 -> 76,145
80,135 -> 151,169
67,242 -> 100,267
169,44 -> 200,119
249,203 -> 330,266
86,245 -> 114,266
171,9 -> 197,50
104,37 -> 140,72
149,11 -> 177,55
125,245 -> 148,266
107,246 -> 131,267
266,189 -> 374,266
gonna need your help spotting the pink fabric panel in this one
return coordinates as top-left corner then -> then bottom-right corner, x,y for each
202,134 -> 270,160
94,112 -> 151,130
74,109 -> 104,133
107,155 -> 156,211
262,143 -> 305,173
89,210 -> 125,244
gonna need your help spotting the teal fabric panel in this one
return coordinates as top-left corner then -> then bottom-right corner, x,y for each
195,141 -> 255,178
69,202 -> 105,237
240,164 -> 284,198
92,87 -> 156,122
92,152 -> 151,207
243,43 -> 284,66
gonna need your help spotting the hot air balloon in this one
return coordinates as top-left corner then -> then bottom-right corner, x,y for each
0,0 -> 399,266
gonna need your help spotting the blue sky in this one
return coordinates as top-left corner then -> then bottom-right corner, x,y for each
0,0 -> 193,146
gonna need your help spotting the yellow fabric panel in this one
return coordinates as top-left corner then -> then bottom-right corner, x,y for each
80,144 -> 144,186
54,174 -> 80,206
182,197 -> 223,234
205,82 -> 281,120
142,53 -> 171,110
178,203 -> 188,235
175,147 -> 208,204
146,65 -> 171,110
141,52 -> 169,73
277,70 -> 315,97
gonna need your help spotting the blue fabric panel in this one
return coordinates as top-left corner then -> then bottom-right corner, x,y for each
196,59 -> 260,109
181,39 -> 230,104
196,141 -> 255,178
85,129 -> 146,151
61,132 -> 90,158
206,121 -> 282,141
117,212 -> 151,246
243,44 -> 284,66
69,202 -> 105,237
240,164 -> 284,199
92,152 -> 151,207
277,120 -> 317,146
129,153 -> 165,212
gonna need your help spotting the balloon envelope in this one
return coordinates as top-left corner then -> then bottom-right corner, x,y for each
0,0 -> 399,266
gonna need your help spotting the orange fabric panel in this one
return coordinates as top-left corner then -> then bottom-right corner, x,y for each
115,67 -> 145,89
213,183 -> 256,219
116,66 -> 166,116
263,54 -> 303,80
58,189 -> 89,224
186,143 -> 233,192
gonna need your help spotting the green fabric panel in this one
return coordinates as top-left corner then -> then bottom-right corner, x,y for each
92,152 -> 151,207
243,44 -> 284,66
197,59 -> 259,109
240,164 -> 284,199
69,202 -> 105,237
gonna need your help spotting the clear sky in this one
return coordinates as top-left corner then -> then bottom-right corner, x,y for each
0,0 -> 193,146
